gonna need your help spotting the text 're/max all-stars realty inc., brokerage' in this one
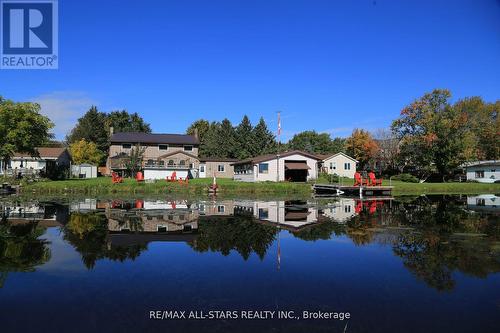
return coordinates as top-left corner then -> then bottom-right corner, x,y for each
149,310 -> 352,321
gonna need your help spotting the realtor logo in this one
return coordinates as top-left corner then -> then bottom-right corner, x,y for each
1,0 -> 58,69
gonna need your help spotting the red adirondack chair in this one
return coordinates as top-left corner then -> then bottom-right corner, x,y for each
135,171 -> 144,182
111,172 -> 123,184
354,172 -> 369,186
166,171 -> 177,182
368,172 -> 382,186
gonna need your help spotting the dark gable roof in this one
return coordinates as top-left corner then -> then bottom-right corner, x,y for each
14,147 -> 68,159
232,150 -> 321,165
111,132 -> 199,145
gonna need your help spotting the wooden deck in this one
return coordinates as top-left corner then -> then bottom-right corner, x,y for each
313,184 -> 393,197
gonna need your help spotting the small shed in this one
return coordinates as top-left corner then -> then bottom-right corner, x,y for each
71,164 -> 98,179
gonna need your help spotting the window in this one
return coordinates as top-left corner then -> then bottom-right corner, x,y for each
159,160 -> 165,166
344,163 -> 351,170
199,204 -> 205,212
344,205 -> 351,213
492,169 -> 496,173
184,145 -> 193,151
330,162 -> 336,170
189,163 -> 193,169
200,165 -> 205,172
217,205 -> 225,213
179,160 -> 186,166
159,144 -> 168,150
259,163 -> 269,174
147,159 -> 154,166
217,164 -> 225,172
122,143 -> 132,149
168,215 -> 174,220
476,198 -> 486,206
475,170 -> 484,178
258,208 -> 269,219
168,160 -> 174,166
179,214 -> 185,220
157,225 -> 167,232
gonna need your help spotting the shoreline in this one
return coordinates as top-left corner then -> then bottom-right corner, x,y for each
11,178 -> 500,198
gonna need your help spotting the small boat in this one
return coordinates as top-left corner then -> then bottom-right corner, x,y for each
0,183 -> 16,195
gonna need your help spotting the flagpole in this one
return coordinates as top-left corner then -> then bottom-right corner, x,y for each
277,111 -> 281,182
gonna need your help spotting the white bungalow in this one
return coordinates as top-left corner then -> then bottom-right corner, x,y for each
462,160 -> 500,183
232,150 -> 320,182
319,152 -> 358,178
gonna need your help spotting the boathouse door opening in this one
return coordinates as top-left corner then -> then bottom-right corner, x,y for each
285,161 -> 310,182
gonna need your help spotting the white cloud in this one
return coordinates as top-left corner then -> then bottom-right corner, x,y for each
31,91 -> 96,140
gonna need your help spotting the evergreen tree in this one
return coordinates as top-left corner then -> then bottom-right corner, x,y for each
235,115 -> 255,159
66,106 -> 109,154
252,117 -> 277,155
107,110 -> 151,133
218,119 -> 237,158
202,122 -> 222,158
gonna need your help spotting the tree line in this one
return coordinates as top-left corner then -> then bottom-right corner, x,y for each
1,89 -> 498,181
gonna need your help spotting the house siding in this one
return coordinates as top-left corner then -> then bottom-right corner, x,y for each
466,165 -> 500,183
200,161 -> 235,178
109,143 -> 199,161
235,153 -> 319,182
322,154 -> 357,178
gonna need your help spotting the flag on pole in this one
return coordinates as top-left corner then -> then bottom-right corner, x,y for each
277,112 -> 281,139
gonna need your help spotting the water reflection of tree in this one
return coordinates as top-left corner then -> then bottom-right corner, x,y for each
0,221 -> 50,288
291,222 -> 345,241
63,213 -> 147,269
191,216 -> 277,260
293,196 -> 500,291
393,231 -> 500,291
387,197 -> 500,291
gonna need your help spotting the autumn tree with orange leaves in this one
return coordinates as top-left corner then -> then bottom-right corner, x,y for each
391,89 -> 475,181
345,129 -> 379,169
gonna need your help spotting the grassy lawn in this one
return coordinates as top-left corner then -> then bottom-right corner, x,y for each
17,176 -> 500,197
20,177 -> 312,197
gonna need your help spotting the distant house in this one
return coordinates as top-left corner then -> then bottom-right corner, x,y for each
107,132 -> 200,179
318,152 -> 357,178
6,147 -> 71,177
199,157 -> 238,178
71,164 -> 98,179
233,150 -> 320,182
462,160 -> 500,183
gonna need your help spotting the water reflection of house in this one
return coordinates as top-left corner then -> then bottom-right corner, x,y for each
106,202 -> 199,233
70,199 -> 98,212
321,198 -> 358,223
235,200 -> 319,230
0,201 -> 69,227
198,200 -> 235,216
467,195 -> 500,214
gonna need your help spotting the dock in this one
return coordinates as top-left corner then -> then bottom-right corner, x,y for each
313,184 -> 393,197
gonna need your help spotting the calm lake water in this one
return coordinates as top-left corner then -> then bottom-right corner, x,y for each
1,195 -> 499,332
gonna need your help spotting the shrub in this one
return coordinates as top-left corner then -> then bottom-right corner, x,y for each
318,172 -> 339,183
392,173 -> 419,183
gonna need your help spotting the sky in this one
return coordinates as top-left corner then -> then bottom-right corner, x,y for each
0,0 -> 499,140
